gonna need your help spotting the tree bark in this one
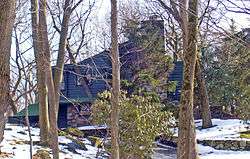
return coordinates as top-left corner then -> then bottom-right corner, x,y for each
30,0 -> 50,145
157,0 -> 212,128
15,26 -> 33,158
195,58 -> 212,128
178,0 -> 188,50
24,78 -> 33,159
38,0 -> 59,158
0,0 -> 16,144
177,0 -> 199,159
53,0 -> 73,119
110,0 -> 120,158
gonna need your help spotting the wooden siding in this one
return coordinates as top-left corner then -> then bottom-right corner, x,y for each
56,20 -> 183,102
58,52 -> 112,99
59,47 -> 183,102
168,61 -> 183,101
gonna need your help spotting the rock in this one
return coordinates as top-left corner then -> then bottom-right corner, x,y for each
4,128 -> 12,131
67,143 -> 84,153
230,146 -> 237,150
215,143 -> 224,149
66,136 -> 88,151
33,149 -> 51,159
210,141 -> 216,147
0,152 -> 13,158
17,131 -> 27,135
246,141 -> 250,150
239,140 -> 246,148
200,139 -> 250,151
65,128 -> 84,138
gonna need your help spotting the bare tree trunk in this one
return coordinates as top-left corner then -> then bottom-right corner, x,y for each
24,78 -> 33,159
46,65 -> 60,159
53,0 -> 72,119
178,0 -> 188,50
14,25 -> 33,158
195,58 -> 212,128
30,0 -> 50,145
156,0 -> 212,129
110,0 -> 120,158
37,73 -> 50,145
38,0 -> 59,158
0,0 -> 16,145
177,0 -> 198,158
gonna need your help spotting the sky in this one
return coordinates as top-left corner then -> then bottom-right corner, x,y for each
10,0 -> 249,70
10,0 -> 249,63
95,0 -> 249,29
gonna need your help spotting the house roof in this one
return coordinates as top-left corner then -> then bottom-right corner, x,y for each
15,103 -> 39,117
14,97 -> 95,117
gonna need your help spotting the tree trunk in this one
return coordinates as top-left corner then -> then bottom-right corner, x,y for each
178,0 -> 188,50
24,78 -> 33,159
38,0 -> 59,158
110,0 -> 120,158
16,26 -> 33,158
37,73 -> 50,145
195,58 -> 212,128
53,0 -> 72,119
177,0 -> 198,159
0,0 -> 16,144
30,0 -> 50,145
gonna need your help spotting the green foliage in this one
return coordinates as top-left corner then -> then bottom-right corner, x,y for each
162,103 -> 179,119
88,136 -> 103,148
205,25 -> 250,121
166,81 -> 178,93
33,150 -> 51,159
65,127 -> 85,138
122,17 -> 176,102
58,130 -> 67,136
240,131 -> 250,139
121,80 -> 133,88
91,91 -> 174,158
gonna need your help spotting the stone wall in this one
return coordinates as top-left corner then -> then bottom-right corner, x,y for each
67,103 -> 91,127
158,135 -> 250,151
198,139 -> 250,151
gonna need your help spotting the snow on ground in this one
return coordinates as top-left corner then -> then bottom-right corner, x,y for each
168,119 -> 250,159
78,125 -> 107,131
153,141 -> 250,159
1,119 -> 249,159
199,144 -> 250,159
195,119 -> 250,141
1,124 -> 104,159
172,119 -> 250,141
196,119 -> 250,159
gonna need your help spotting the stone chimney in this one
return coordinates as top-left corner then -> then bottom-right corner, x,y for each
140,16 -> 165,53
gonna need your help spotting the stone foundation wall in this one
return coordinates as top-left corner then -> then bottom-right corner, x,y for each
67,103 -> 91,127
